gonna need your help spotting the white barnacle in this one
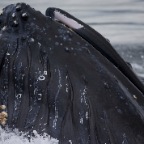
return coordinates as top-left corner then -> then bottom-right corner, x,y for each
38,75 -> 45,81
133,95 -> 137,99
13,20 -> 18,25
12,13 -> 16,18
22,13 -> 27,17
80,118 -> 83,124
6,52 -> 10,55
53,119 -> 57,129
38,93 -> 42,100
2,26 -> 7,31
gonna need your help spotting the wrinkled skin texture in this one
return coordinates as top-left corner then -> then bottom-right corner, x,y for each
0,3 -> 144,144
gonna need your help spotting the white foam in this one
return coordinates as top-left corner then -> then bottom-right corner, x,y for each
131,63 -> 144,78
0,10 -> 3,15
54,11 -> 83,29
131,63 -> 144,71
0,127 -> 59,144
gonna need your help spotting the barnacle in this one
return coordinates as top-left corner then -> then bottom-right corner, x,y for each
0,105 -> 6,110
0,105 -> 8,126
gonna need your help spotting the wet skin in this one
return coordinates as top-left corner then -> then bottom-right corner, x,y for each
0,3 -> 144,144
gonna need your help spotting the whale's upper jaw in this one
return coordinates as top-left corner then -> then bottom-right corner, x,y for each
0,3 -> 49,38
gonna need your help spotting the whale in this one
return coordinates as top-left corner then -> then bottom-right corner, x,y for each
0,3 -> 144,144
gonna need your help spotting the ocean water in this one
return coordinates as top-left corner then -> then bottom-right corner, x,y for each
0,0 -> 144,143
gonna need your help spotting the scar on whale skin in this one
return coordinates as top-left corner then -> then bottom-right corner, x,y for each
53,11 -> 83,29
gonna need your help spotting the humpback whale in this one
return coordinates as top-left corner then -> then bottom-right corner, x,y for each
0,3 -> 144,144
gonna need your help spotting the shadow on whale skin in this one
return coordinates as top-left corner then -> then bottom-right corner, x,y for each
0,3 -> 144,144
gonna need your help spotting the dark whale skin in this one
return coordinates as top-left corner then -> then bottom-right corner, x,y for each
0,3 -> 144,144
46,7 -> 144,95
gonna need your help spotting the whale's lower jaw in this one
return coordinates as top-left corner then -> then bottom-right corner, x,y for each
0,3 -> 144,144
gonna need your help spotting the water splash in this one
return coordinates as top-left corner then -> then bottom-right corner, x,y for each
0,127 -> 59,144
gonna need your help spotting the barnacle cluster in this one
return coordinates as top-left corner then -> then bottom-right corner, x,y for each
0,105 -> 8,126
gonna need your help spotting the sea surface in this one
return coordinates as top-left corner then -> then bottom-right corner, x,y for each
0,0 -> 144,143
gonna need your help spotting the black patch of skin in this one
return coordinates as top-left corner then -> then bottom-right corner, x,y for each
0,3 -> 144,144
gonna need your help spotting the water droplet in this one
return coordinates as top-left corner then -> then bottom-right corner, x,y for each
16,94 -> 22,99
12,20 -> 18,27
80,118 -> 83,124
66,87 -> 68,93
38,75 -> 45,81
21,12 -> 28,20
38,42 -> 41,47
69,140 -> 72,144
44,71 -> 47,75
12,13 -> 16,18
30,38 -> 34,42
37,93 -> 42,100
86,112 -> 89,120
133,95 -> 137,99
65,47 -> 70,52
2,26 -> 7,31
